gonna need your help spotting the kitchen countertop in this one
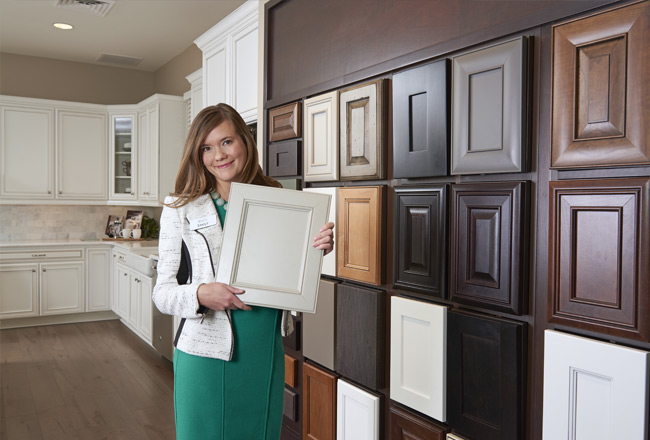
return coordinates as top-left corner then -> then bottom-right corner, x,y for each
0,238 -> 159,255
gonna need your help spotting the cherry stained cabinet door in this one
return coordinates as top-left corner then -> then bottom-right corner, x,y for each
551,1 -> 650,168
394,185 -> 448,298
389,404 -> 448,440
447,310 -> 526,440
549,178 -> 650,341
337,186 -> 384,285
303,362 -> 336,440
450,181 -> 529,315
392,59 -> 450,179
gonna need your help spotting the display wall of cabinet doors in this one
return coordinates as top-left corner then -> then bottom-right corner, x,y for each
0,97 -> 107,202
551,0 -> 650,169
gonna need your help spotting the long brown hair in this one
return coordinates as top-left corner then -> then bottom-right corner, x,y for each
168,104 -> 280,207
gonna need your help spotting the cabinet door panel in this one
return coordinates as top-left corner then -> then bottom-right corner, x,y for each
390,404 -> 447,440
447,310 -> 525,440
337,186 -> 384,285
232,21 -> 258,122
285,354 -> 298,388
304,92 -> 338,182
40,261 -> 84,315
303,279 -> 337,371
284,387 -> 299,422
393,59 -> 449,178
304,187 -> 337,276
0,263 -> 39,319
451,37 -> 528,174
336,283 -> 385,390
551,1 -> 650,168
549,178 -> 650,341
395,186 -> 447,297
450,182 -> 528,314
337,380 -> 380,440
542,330 -> 649,439
268,140 -> 301,177
86,248 -> 111,312
269,101 -> 301,142
303,362 -> 336,440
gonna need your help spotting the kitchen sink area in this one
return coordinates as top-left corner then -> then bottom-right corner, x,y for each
123,246 -> 158,277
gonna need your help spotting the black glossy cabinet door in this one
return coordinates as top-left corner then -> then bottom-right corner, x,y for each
336,283 -> 385,390
392,59 -> 450,178
394,185 -> 447,298
450,181 -> 528,315
447,310 -> 526,440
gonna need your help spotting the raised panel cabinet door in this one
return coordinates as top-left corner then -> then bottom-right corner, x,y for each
337,186 -> 384,285
390,404 -> 448,440
303,279 -> 337,371
451,37 -> 528,175
393,59 -> 449,178
390,296 -> 447,422
232,19 -> 258,123
40,261 -> 85,316
549,178 -> 650,341
268,140 -> 301,177
303,362 -> 336,440
339,79 -> 386,180
56,109 -> 108,200
336,283 -> 385,390
115,263 -> 130,320
304,91 -> 339,182
0,104 -> 54,199
0,263 -> 39,319
394,185 -> 447,298
86,247 -> 111,312
447,310 -> 526,440
542,330 -> 649,440
203,39 -> 229,108
551,1 -> 650,168
269,101 -> 301,142
304,187 -> 337,276
138,274 -> 153,342
337,379 -> 380,440
450,181 -> 528,315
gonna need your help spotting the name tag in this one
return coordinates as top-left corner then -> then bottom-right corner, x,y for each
189,215 -> 217,230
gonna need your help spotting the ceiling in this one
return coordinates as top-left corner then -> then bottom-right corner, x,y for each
0,0 -> 247,72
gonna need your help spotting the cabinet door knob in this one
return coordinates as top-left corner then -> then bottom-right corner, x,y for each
32,269 -> 36,273
42,268 -> 47,272
124,273 -> 128,276
58,191 -> 62,195
48,191 -> 52,194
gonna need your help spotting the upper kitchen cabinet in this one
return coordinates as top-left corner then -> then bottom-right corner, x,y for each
194,0 -> 259,124
109,108 -> 138,201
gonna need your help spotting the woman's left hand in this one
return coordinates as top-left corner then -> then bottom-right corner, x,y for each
313,222 -> 335,256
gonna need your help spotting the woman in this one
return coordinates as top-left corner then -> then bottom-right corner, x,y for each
152,104 -> 334,439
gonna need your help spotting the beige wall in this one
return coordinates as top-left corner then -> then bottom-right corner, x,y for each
153,45 -> 202,96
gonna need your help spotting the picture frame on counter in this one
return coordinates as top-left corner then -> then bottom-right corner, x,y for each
124,210 -> 143,230
105,215 -> 123,238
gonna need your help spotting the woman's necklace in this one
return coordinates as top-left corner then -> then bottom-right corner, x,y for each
209,191 -> 229,210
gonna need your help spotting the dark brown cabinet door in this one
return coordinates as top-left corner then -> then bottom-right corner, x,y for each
394,185 -> 447,298
450,181 -> 528,315
447,310 -> 526,440
269,101 -> 301,142
267,140 -> 301,177
392,59 -> 449,178
336,283 -> 385,390
551,1 -> 650,168
549,178 -> 650,341
390,404 -> 448,440
303,362 -> 336,440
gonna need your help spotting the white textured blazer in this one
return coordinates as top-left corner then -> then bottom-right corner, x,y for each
152,194 -> 294,361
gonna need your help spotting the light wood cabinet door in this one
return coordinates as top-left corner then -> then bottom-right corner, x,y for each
303,279 -> 337,371
0,263 -> 39,319
40,261 -> 84,316
86,247 -> 111,312
337,186 -> 384,285
337,379 -> 380,440
269,101 -> 301,142
542,330 -> 649,440
0,104 -> 54,199
303,362 -> 336,440
549,178 -> 650,341
304,92 -> 338,182
390,404 -> 448,440
56,109 -> 107,200
551,1 -> 650,168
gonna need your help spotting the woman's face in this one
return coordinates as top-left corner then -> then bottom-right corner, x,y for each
201,120 -> 248,190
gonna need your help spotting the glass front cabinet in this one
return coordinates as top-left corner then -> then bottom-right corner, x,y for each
109,111 -> 137,201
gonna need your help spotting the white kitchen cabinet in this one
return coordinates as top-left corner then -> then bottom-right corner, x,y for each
40,261 -> 84,315
86,247 -> 111,312
115,260 -> 154,344
109,110 -> 138,201
195,0 -> 259,124
0,263 -> 39,319
138,103 -> 159,202
114,262 -> 130,320
185,68 -> 204,122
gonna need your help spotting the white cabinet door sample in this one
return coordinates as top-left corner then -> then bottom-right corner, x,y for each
390,296 -> 447,422
216,183 -> 330,313
542,330 -> 649,440
304,91 -> 339,182
337,379 -> 380,440
303,187 -> 337,276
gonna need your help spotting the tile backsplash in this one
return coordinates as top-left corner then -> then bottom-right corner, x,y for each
0,205 -> 162,241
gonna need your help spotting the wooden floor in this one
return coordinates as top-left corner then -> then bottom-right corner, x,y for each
0,320 -> 175,440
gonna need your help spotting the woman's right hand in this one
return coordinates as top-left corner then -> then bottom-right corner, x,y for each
197,282 -> 252,311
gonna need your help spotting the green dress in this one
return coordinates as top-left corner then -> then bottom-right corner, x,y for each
173,199 -> 285,440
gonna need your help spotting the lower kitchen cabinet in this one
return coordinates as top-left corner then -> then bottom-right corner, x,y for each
86,247 -> 111,311
40,261 -> 84,315
0,263 -> 39,318
303,362 -> 336,440
115,262 -> 153,343
390,404 -> 448,440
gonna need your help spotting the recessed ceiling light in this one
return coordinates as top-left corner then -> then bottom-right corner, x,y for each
53,23 -> 74,30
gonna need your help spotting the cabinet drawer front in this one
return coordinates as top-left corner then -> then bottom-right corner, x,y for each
0,249 -> 83,261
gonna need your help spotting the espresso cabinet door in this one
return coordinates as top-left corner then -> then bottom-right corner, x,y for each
393,59 -> 449,178
336,283 -> 385,390
549,178 -> 650,341
551,1 -> 650,168
269,101 -> 301,142
337,380 -> 380,440
268,140 -> 301,177
390,404 -> 448,440
303,362 -> 336,440
303,279 -> 337,371
450,181 -> 528,315
337,186 -> 384,285
394,186 -> 447,298
447,310 -> 526,440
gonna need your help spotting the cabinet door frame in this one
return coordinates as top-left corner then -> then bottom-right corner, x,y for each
337,379 -> 380,440
109,111 -> 138,201
0,263 -> 39,319
39,261 -> 85,316
86,247 -> 111,312
304,91 -> 339,182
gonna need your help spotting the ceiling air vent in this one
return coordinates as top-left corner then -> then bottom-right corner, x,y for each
54,0 -> 116,17
97,53 -> 143,67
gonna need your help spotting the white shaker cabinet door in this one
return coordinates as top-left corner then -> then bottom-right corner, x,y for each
0,263 -> 39,319
86,247 -> 111,312
40,261 -> 84,316
337,379 -> 380,440
542,330 -> 649,440
304,91 -> 339,182
232,20 -> 258,123
390,296 -> 447,422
